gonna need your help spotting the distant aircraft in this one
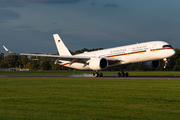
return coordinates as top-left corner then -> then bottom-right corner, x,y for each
3,34 -> 175,77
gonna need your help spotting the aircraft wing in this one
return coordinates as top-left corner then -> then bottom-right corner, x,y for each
3,46 -> 118,64
3,46 -> 90,61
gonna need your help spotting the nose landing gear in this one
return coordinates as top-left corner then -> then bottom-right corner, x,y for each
163,58 -> 169,69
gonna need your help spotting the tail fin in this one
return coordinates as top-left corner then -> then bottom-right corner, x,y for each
53,34 -> 72,56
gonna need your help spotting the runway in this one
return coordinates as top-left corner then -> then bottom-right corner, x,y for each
0,75 -> 180,80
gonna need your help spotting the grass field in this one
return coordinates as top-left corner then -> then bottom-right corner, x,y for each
0,71 -> 180,76
0,77 -> 180,119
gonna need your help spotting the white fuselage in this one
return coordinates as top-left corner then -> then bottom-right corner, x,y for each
60,41 -> 175,70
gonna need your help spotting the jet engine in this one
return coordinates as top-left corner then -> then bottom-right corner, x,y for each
89,58 -> 108,70
141,60 -> 160,70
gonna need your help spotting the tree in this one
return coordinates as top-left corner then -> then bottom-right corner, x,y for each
4,54 -> 19,68
31,56 -> 40,70
19,55 -> 28,68
26,62 -> 34,70
41,61 -> 51,70
0,53 -> 4,62
0,60 -> 8,68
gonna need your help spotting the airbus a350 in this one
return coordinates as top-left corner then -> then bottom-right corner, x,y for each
3,34 -> 175,77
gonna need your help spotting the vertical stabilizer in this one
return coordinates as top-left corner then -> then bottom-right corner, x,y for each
53,34 -> 72,56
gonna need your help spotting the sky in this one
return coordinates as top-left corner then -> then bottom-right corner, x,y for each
1,0 -> 180,56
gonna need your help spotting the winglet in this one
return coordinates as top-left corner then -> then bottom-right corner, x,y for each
3,46 -> 13,53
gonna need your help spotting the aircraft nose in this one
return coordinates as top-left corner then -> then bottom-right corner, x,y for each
171,49 -> 176,56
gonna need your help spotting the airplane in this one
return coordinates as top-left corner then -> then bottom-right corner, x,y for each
3,34 -> 175,77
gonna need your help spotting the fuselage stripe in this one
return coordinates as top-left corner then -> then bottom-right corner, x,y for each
108,50 -> 146,58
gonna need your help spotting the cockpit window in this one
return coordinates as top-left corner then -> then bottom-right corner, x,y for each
163,45 -> 173,48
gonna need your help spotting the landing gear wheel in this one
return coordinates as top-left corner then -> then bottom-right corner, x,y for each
117,72 -> 121,77
95,72 -> 99,77
92,73 -> 95,76
125,72 -> 129,77
99,73 -> 103,77
92,72 -> 103,77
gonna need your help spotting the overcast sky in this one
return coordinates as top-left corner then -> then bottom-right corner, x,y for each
1,0 -> 180,56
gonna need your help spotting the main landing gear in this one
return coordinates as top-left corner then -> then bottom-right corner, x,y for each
117,71 -> 129,77
92,72 -> 103,77
117,67 -> 129,77
92,71 -> 129,77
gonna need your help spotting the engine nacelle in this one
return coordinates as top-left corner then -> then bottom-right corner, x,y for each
89,58 -> 108,70
141,60 -> 160,70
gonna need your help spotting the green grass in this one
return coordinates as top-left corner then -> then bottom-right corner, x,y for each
0,78 -> 180,119
0,71 -> 180,76
128,71 -> 180,76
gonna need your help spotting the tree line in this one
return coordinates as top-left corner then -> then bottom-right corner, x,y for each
0,48 -> 180,71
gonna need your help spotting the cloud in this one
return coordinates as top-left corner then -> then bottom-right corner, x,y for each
0,0 -> 25,8
16,0 -> 81,4
90,2 -> 97,6
0,9 -> 21,25
13,26 -> 34,31
0,0 -> 82,8
104,3 -> 120,8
